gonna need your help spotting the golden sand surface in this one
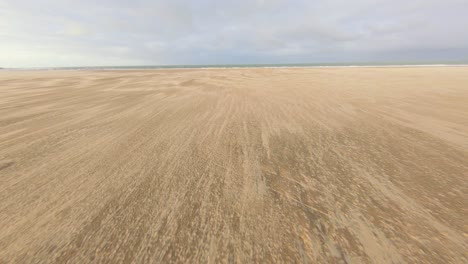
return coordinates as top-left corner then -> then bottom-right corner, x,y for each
0,67 -> 467,263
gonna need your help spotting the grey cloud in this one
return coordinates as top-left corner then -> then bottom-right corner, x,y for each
0,0 -> 467,67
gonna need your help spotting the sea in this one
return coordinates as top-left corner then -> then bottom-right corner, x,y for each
2,62 -> 468,71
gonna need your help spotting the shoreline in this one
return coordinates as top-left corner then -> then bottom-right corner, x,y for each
2,64 -> 468,72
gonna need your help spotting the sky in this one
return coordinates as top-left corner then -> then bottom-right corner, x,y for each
1,0 -> 468,67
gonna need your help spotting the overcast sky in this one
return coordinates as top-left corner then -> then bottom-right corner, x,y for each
1,0 -> 467,67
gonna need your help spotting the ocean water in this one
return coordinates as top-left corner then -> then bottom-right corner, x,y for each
3,61 -> 468,71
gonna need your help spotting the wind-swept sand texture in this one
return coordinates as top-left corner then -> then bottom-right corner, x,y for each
0,67 -> 467,263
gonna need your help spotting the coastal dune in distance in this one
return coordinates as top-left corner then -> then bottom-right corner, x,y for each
0,67 -> 467,263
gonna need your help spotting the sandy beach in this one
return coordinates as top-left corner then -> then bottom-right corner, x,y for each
0,67 -> 467,263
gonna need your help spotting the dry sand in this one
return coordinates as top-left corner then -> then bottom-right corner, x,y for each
0,67 -> 467,263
